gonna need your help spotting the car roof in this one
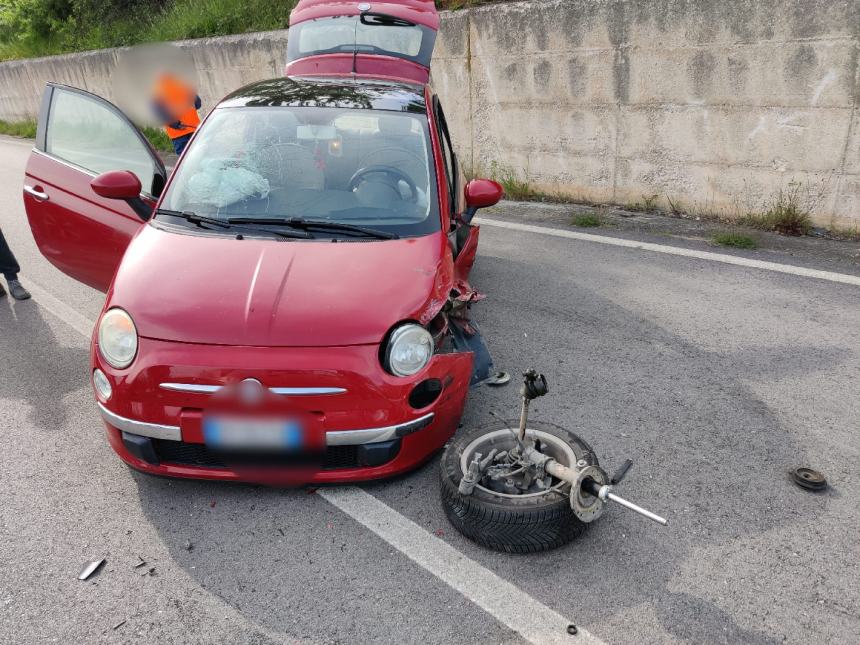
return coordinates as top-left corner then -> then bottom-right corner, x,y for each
217,76 -> 427,113
289,0 -> 439,30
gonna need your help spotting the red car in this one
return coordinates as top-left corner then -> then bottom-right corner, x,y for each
22,0 -> 503,484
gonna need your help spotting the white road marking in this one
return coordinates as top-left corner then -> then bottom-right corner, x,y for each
320,487 -> 602,645
475,217 -> 860,287
19,274 -> 596,645
20,276 -> 96,338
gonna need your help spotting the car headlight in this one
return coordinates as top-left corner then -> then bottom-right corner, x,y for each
384,323 -> 434,377
92,368 -> 112,401
98,308 -> 138,369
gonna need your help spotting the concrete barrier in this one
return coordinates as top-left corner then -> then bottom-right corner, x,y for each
1,0 -> 858,226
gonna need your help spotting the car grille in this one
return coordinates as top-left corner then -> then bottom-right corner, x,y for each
152,439 -> 362,471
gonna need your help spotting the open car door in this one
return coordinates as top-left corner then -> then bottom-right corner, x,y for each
23,83 -> 166,292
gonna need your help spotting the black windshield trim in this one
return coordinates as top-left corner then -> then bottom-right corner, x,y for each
154,209 -> 314,239
228,217 -> 399,240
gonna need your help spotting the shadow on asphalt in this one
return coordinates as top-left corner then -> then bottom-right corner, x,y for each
122,249 -> 837,644
0,296 -> 89,430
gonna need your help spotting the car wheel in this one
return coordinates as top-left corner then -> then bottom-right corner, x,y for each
440,421 -> 599,553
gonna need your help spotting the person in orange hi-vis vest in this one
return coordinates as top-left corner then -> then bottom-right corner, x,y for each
151,72 -> 202,156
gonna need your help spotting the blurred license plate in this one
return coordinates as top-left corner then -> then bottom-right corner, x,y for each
203,416 -> 304,450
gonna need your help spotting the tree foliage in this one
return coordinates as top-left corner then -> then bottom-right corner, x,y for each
0,0 -> 292,60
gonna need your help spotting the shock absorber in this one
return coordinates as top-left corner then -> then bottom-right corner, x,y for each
542,455 -> 668,526
515,369 -> 668,526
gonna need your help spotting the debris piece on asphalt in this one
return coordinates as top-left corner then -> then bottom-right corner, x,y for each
140,567 -> 156,577
183,540 -> 194,552
210,500 -> 216,508
112,620 -> 126,630
133,556 -> 146,569
567,624 -> 578,635
277,528 -> 285,536
792,467 -> 828,491
434,529 -> 444,537
486,371 -> 511,386
78,559 -> 106,580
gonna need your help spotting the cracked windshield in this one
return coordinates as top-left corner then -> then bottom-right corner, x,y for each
159,106 -> 439,236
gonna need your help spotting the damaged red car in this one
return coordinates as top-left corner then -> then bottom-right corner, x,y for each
21,0 -> 503,483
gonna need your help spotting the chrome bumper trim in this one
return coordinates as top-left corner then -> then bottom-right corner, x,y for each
99,405 -> 433,447
97,402 -> 181,441
159,383 -> 221,393
326,412 -> 435,446
159,383 -> 347,396
269,387 -> 348,396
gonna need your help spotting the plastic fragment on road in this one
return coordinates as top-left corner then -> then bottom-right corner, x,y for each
78,559 -> 106,580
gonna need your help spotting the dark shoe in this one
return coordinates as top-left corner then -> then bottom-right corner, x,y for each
7,279 -> 30,300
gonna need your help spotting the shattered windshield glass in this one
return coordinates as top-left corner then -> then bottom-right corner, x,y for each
159,106 -> 440,237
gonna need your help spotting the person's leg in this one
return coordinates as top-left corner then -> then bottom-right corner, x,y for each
0,228 -> 20,279
171,133 -> 192,156
0,229 -> 30,300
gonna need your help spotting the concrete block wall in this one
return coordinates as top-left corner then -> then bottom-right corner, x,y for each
0,30 -> 289,122
1,0 -> 858,226
445,0 -> 860,226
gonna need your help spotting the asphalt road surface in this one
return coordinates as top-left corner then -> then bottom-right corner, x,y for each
2,134 -> 859,644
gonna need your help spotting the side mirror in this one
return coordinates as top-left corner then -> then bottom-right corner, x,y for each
91,170 -> 142,200
462,179 -> 503,224
91,171 -> 151,221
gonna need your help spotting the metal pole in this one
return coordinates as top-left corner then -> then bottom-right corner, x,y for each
517,397 -> 530,442
604,491 -> 668,526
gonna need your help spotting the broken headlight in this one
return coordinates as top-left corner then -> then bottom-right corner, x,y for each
384,323 -> 434,377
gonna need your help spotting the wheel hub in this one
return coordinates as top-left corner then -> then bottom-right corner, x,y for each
459,428 -> 577,498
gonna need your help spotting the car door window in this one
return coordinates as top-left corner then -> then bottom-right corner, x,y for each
45,88 -> 159,196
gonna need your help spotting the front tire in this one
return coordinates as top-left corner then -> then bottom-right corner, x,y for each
439,421 -> 599,553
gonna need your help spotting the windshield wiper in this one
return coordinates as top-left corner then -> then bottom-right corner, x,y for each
156,208 -> 231,229
155,209 -> 312,239
228,217 -> 399,240
360,12 -> 416,27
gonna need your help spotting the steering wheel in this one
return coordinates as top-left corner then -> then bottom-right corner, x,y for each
348,164 -> 418,203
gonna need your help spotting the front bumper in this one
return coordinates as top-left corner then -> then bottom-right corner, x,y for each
94,336 -> 473,483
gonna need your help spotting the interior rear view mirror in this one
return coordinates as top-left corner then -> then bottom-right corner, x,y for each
463,179 -> 504,224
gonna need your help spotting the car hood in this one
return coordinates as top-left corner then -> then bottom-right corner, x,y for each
109,224 -> 452,347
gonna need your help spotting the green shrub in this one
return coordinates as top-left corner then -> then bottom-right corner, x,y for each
738,180 -> 818,236
489,161 -> 536,201
139,125 -> 174,153
0,119 -> 37,138
711,231 -> 758,249
0,0 -> 296,61
571,213 -> 601,228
